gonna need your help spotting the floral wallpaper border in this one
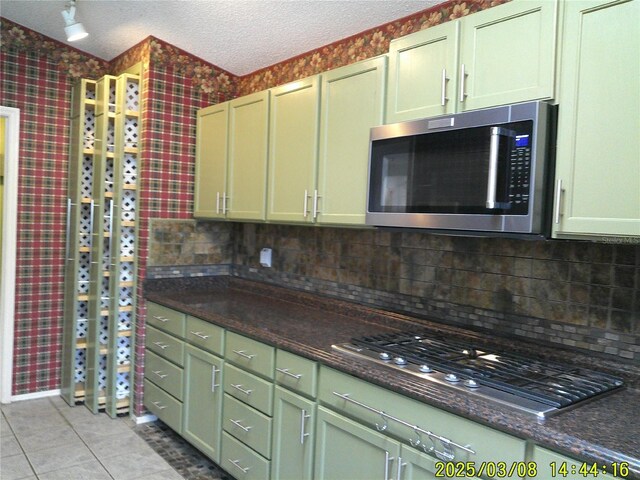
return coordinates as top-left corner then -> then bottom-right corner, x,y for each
236,0 -> 509,95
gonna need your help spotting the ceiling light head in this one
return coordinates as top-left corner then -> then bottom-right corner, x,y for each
61,0 -> 88,42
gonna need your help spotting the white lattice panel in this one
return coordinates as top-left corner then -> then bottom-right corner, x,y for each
76,319 -> 88,339
109,84 -> 117,113
78,253 -> 91,294
123,154 -> 137,185
126,80 -> 139,112
121,190 -> 136,222
119,311 -> 132,331
76,301 -> 88,324
75,349 -> 86,383
98,355 -> 107,390
106,119 -> 115,153
119,287 -> 133,307
81,155 -> 93,198
117,336 -> 130,365
85,84 -> 96,100
79,203 -> 92,248
100,315 -> 109,345
83,107 -> 95,150
116,372 -> 129,399
124,118 -> 138,149
119,262 -> 133,283
105,158 -> 114,195
100,277 -> 110,310
119,228 -> 135,258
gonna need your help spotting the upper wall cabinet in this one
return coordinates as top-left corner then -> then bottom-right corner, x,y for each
194,103 -> 228,219
552,0 -> 640,239
267,76 -> 321,223
317,56 -> 387,226
194,91 -> 270,221
386,0 -> 558,123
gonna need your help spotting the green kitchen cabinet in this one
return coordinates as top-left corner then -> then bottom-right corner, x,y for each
314,407 -> 401,480
183,344 -> 224,463
387,20 -> 459,121
271,386 -> 315,480
386,0 -> 557,122
227,91 -> 270,221
529,446 -> 619,480
317,56 -> 387,225
194,102 -> 228,219
552,0 -> 640,239
267,76 -> 321,223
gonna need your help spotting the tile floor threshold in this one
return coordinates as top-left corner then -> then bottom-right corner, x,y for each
1,396 -> 231,480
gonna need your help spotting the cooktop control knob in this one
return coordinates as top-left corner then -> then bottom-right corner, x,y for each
464,379 -> 480,389
393,357 -> 407,366
444,373 -> 460,383
419,365 -> 433,373
379,352 -> 391,361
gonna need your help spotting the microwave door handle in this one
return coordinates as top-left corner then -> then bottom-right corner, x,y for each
486,127 -> 513,210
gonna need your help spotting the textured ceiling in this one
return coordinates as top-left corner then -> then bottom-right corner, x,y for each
1,0 -> 443,75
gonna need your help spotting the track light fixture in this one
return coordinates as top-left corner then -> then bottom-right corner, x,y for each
61,0 -> 88,42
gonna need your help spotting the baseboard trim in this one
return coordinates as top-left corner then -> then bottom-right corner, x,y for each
9,389 -> 61,403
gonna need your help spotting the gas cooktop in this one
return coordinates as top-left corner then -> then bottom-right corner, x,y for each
332,330 -> 624,419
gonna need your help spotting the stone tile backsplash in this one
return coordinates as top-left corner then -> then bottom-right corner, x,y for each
146,219 -> 640,361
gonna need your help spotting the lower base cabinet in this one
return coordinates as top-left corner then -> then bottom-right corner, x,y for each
271,386 -> 315,480
182,345 -> 224,462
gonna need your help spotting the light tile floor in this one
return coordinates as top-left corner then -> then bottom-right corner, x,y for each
0,396 -> 212,480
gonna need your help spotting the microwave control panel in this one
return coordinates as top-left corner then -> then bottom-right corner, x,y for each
508,134 -> 532,214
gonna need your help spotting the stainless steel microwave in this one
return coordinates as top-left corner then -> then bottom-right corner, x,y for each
366,101 -> 556,237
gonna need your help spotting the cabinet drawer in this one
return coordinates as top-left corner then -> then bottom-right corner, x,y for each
186,316 -> 225,355
223,394 -> 272,459
224,363 -> 274,416
144,350 -> 184,400
147,302 -> 186,338
144,379 -> 183,434
318,366 -> 526,466
221,432 -> 270,480
145,325 -> 184,366
225,332 -> 275,379
275,350 -> 317,398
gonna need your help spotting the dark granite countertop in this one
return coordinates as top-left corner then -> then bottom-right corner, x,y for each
145,276 -> 640,479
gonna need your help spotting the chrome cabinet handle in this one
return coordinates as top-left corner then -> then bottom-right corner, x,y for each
211,366 -> 220,393
228,459 -> 250,474
459,63 -> 467,103
384,451 -> 395,480
313,189 -> 320,219
232,349 -> 256,360
299,408 -> 311,444
441,68 -> 449,107
230,418 -> 252,432
554,179 -> 564,224
151,401 -> 166,410
152,341 -> 169,350
230,383 -> 252,396
396,458 -> 407,480
216,191 -> 220,214
189,331 -> 210,340
152,315 -> 169,323
303,189 -> 309,218
222,191 -> 227,214
276,367 -> 302,380
152,370 -> 168,379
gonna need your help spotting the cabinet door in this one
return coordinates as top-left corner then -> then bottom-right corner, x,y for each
227,91 -> 270,221
399,444 -> 481,480
531,446 -> 618,480
386,21 -> 459,122
271,387 -> 315,480
182,345 -> 224,463
459,0 -> 557,111
314,407 -> 400,480
267,76 -> 320,223
553,0 -> 640,238
194,103 -> 228,219
317,57 -> 386,225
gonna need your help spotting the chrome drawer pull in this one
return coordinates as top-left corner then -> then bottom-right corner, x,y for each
276,367 -> 302,380
300,408 -> 311,445
228,459 -> 250,474
384,451 -> 395,480
152,370 -> 168,379
151,401 -> 166,410
189,331 -> 210,340
230,418 -> 252,432
211,366 -> 220,393
152,315 -> 169,323
232,350 -> 256,360
332,391 -> 475,458
230,384 -> 252,396
152,341 -> 169,350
